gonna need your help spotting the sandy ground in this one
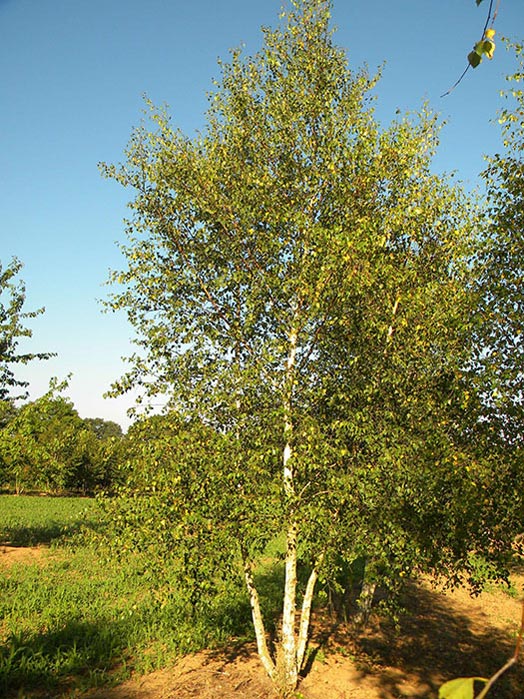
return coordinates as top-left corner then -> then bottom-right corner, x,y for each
3,546 -> 523,699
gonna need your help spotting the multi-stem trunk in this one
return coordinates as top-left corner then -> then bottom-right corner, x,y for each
242,317 -> 322,697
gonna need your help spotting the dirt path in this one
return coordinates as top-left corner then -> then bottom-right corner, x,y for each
0,544 -> 48,567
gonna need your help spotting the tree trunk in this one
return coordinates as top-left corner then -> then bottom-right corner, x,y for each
274,319 -> 302,696
296,561 -> 321,671
241,546 -> 276,681
354,559 -> 377,626
276,521 -> 299,695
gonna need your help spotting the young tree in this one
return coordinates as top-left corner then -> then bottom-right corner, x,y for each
102,2 -> 511,694
0,258 -> 54,401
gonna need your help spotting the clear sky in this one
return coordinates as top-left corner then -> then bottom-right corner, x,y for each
1,0 -> 522,429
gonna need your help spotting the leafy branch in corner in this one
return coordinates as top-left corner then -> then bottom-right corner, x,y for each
441,0 -> 501,97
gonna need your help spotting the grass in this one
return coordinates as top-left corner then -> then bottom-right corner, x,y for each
0,495 -> 253,698
2,496 -> 522,699
0,495 -> 101,546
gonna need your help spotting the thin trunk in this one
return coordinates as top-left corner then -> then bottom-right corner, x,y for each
241,546 -> 276,681
276,320 -> 300,695
355,560 -> 377,627
296,555 -> 323,671
282,321 -> 298,499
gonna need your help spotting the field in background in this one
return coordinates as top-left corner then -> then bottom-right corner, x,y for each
0,495 -> 101,547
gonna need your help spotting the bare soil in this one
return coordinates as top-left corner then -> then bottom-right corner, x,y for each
3,547 -> 523,699
0,544 -> 48,566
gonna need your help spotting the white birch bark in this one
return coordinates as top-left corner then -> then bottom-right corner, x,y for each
296,560 -> 321,671
242,550 -> 276,680
277,320 -> 300,693
278,521 -> 298,691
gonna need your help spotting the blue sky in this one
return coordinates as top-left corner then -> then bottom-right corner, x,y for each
1,0 -> 522,429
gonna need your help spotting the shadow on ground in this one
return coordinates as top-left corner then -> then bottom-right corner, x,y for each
312,579 -> 523,698
0,618 -> 130,699
0,518 -> 105,547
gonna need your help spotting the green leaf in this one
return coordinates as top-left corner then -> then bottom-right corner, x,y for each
468,50 -> 482,68
473,40 -> 485,56
439,677 -> 487,699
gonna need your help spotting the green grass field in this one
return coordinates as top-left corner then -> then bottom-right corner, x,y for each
0,495 -> 252,698
0,494 -> 101,546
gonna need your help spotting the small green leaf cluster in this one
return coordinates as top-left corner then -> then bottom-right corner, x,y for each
468,29 -> 496,69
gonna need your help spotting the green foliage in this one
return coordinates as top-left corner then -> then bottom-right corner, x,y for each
477,41 -> 524,415
439,677 -> 487,699
0,258 -> 54,402
474,44 -> 524,559
0,383 -> 124,494
84,417 -> 123,441
437,41 -> 524,699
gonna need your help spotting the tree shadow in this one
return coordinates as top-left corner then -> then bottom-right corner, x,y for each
0,618 -> 130,698
0,518 -> 106,547
312,579 -> 523,698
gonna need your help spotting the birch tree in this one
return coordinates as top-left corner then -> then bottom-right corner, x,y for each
101,2 -> 505,695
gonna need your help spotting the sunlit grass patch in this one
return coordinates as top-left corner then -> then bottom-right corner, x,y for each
0,494 -> 102,547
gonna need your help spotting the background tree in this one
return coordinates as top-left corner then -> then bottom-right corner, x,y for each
0,258 -> 54,401
0,383 -> 124,494
102,1 -> 515,694
84,417 -> 123,441
81,417 -> 124,492
469,41 -> 524,559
